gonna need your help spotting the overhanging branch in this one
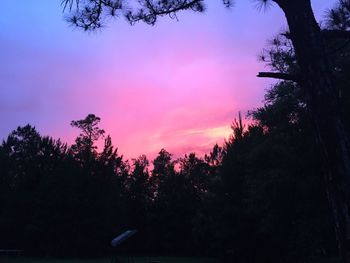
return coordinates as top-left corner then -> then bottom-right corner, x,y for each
282,30 -> 350,41
257,72 -> 299,82
322,30 -> 350,40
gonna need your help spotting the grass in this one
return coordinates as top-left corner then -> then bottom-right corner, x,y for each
0,256 -> 219,263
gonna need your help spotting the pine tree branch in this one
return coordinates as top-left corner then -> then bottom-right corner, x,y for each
282,30 -> 350,41
322,30 -> 350,40
127,0 -> 203,24
257,72 -> 299,82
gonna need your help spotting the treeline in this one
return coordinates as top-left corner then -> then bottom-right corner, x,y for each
0,104 -> 336,261
1,1 -> 350,262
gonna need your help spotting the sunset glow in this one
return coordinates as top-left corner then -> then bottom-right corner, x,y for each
0,0 -> 335,160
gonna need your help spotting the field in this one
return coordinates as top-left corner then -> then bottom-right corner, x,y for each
0,256 -> 219,263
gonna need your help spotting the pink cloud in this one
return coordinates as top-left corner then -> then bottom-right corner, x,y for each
6,0 -> 323,161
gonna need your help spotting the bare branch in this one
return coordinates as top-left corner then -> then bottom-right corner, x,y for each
322,30 -> 350,39
257,72 -> 300,82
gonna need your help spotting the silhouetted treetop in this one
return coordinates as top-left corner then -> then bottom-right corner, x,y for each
70,114 -> 105,160
71,114 -> 104,143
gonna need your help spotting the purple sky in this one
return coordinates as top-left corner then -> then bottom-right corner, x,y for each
0,0 -> 336,160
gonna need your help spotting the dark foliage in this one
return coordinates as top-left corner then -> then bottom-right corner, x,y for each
0,77 -> 343,260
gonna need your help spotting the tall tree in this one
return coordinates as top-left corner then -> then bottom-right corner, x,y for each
62,1 -> 350,261
150,150 -> 201,254
70,114 -> 105,162
124,155 -> 152,229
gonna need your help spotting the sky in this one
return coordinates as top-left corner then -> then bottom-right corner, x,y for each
0,0 -> 336,160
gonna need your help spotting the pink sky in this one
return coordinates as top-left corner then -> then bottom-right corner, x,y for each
0,0 -> 336,160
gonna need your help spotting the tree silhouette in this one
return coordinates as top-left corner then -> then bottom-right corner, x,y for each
62,1 -> 350,261
0,107 -> 342,260
70,114 -> 105,161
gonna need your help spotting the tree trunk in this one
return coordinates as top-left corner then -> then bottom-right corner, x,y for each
274,0 -> 350,262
